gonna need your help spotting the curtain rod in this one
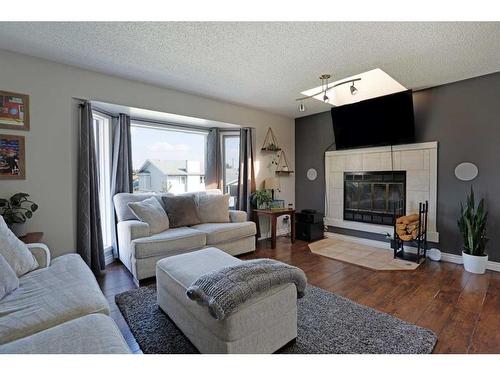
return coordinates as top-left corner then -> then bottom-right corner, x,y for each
74,97 -> 245,132
130,116 -> 242,133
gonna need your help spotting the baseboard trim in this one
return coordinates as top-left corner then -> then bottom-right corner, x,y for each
324,232 -> 500,272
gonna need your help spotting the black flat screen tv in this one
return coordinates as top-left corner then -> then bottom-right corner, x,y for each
331,90 -> 415,150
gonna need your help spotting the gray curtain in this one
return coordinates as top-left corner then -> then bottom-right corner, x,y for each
110,113 -> 133,257
237,127 -> 256,216
77,102 -> 105,274
205,128 -> 222,189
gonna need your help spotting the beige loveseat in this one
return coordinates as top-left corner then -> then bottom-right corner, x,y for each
113,190 -> 256,284
0,244 -> 130,354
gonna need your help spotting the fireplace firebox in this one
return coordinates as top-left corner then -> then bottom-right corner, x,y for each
344,171 -> 406,225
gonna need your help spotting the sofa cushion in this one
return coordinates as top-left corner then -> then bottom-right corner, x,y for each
162,194 -> 201,228
113,192 -> 173,222
0,314 -> 130,354
132,227 -> 206,259
197,194 -> 230,223
190,222 -> 256,245
0,254 -> 19,300
0,253 -> 109,345
128,196 -> 169,235
0,216 -> 38,277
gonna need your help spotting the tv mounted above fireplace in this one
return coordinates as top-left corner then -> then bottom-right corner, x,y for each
331,90 -> 415,150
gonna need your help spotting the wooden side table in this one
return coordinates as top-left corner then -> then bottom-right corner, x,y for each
252,209 -> 295,249
19,232 -> 44,244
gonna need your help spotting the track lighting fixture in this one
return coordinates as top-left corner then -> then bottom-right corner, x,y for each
296,74 -> 361,112
350,82 -> 358,95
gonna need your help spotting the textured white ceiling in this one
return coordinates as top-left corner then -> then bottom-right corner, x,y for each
0,22 -> 499,117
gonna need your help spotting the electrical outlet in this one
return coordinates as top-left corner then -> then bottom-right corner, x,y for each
283,215 -> 290,222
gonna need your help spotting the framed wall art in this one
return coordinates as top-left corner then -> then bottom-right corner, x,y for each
0,90 -> 30,131
0,134 -> 25,180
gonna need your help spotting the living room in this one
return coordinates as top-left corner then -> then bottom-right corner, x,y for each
1,2 -> 500,372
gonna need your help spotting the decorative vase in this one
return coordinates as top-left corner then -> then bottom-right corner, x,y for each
462,251 -> 488,274
10,222 -> 28,237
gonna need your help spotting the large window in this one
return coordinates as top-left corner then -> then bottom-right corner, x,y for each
130,122 -> 207,194
222,133 -> 240,209
92,112 -> 113,255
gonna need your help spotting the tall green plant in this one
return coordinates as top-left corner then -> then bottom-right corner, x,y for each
458,187 -> 488,256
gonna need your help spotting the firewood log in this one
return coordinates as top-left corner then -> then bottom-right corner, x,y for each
397,214 -> 420,225
399,234 -> 413,241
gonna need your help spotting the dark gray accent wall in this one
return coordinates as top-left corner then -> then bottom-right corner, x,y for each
295,111 -> 334,214
295,72 -> 500,261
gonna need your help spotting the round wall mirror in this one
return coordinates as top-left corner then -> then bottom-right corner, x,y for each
455,162 -> 478,181
306,168 -> 318,181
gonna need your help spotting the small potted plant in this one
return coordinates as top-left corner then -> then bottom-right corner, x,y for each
0,193 -> 38,237
250,189 -> 273,209
458,187 -> 489,274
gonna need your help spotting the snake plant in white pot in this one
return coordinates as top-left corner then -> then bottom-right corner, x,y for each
458,187 -> 489,274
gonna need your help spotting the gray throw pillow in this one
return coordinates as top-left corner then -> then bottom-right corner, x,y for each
0,254 -> 19,300
162,194 -> 201,228
127,197 -> 170,235
197,194 -> 230,223
0,216 -> 38,277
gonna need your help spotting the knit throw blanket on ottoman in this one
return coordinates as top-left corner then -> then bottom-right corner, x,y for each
186,259 -> 307,320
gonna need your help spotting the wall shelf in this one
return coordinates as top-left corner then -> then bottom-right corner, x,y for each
261,127 -> 281,151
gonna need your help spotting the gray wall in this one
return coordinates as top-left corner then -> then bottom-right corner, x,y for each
295,72 -> 500,261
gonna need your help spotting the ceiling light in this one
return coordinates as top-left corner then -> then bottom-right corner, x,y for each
296,74 -> 361,113
350,83 -> 358,95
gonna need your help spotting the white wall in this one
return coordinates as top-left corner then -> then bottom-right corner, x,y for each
0,49 -> 295,257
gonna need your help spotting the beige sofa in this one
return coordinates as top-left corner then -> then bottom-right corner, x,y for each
114,190 -> 256,284
0,244 -> 130,354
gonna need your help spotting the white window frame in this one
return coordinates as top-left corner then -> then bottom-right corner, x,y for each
221,131 -> 241,209
92,112 -> 114,264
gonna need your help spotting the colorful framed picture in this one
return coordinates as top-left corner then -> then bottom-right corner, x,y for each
0,135 -> 25,180
0,91 -> 30,131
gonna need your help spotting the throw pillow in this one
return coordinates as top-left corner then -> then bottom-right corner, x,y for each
0,216 -> 39,277
197,194 -> 230,223
0,254 -> 19,300
127,197 -> 169,235
161,194 -> 201,228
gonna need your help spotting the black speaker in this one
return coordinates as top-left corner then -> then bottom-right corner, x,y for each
296,222 -> 324,242
295,210 -> 323,224
295,210 -> 324,242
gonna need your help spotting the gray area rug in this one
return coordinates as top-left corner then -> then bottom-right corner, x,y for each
115,285 -> 437,354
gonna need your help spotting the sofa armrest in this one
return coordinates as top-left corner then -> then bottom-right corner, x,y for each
26,243 -> 51,269
229,210 -> 248,223
117,220 -> 150,241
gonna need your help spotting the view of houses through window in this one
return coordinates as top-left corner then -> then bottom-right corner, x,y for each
130,122 -> 207,194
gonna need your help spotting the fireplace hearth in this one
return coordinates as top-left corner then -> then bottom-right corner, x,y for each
344,171 -> 406,225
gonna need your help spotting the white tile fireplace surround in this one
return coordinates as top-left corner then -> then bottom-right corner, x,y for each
325,142 -> 438,242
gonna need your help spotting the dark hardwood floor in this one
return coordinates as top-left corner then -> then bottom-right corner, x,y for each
97,236 -> 500,354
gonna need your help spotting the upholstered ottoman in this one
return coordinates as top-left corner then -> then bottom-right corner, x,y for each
156,247 -> 298,354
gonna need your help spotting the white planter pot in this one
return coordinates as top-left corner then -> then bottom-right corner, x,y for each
10,222 -> 28,237
462,251 -> 488,274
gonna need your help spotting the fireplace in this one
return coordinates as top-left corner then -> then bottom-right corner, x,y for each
343,171 -> 406,225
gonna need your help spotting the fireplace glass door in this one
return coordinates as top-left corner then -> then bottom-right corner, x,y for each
344,171 -> 406,225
